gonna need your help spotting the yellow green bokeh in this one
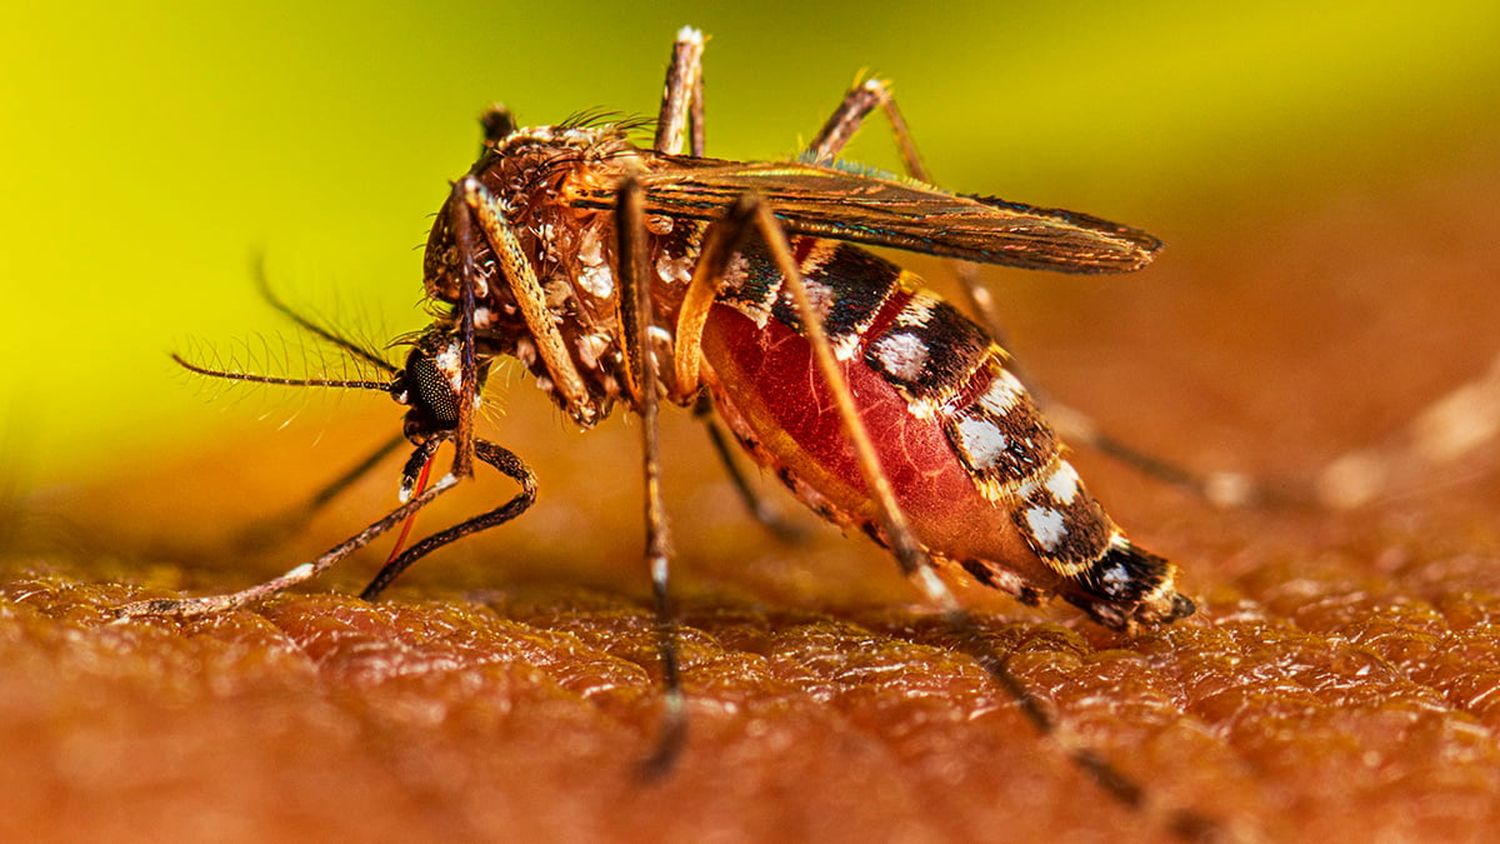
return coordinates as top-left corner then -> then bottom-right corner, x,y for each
2,1 -> 1498,484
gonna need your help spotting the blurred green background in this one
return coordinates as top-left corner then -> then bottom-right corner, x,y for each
2,0 -> 1498,486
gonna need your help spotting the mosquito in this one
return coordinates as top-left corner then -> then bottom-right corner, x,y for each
127,26 -> 1244,839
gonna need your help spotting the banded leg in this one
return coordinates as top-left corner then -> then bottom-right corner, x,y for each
669,190 -> 1217,839
806,78 -> 1253,509
1317,351 -> 1500,510
118,434 -> 535,617
616,178 -> 687,776
447,179 -> 485,478
117,445 -> 464,618
360,439 -> 537,600
654,26 -> 706,156
459,177 -> 594,424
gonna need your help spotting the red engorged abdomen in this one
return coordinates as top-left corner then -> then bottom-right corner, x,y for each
700,305 -> 1043,577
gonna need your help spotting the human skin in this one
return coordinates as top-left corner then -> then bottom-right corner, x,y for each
2,158 -> 1498,844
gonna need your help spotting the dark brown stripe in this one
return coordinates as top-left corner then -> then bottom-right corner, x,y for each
1010,470 -> 1113,572
960,558 -> 998,588
942,359 -> 1059,497
1079,540 -> 1170,604
771,243 -> 904,341
717,244 -> 783,319
857,284 -> 915,353
791,235 -> 816,266
943,351 -> 1008,416
865,296 -> 991,404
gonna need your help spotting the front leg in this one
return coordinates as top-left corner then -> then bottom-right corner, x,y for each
118,443 -> 463,619
359,438 -> 537,601
458,177 -> 594,424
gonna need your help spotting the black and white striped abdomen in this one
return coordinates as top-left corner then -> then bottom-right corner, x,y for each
713,235 -> 1187,623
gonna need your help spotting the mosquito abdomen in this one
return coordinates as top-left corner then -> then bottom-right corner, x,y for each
700,237 -> 1191,627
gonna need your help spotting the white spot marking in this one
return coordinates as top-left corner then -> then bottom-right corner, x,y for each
895,291 -> 942,327
956,416 -> 1009,468
434,341 -> 464,395
1024,506 -> 1067,553
578,229 -> 604,265
1100,562 -> 1130,589
913,566 -> 958,609
284,563 -> 314,582
576,333 -> 610,369
578,263 -> 614,299
1045,461 -> 1081,505
978,370 -> 1026,416
472,307 -> 496,329
1205,472 -> 1252,509
1316,451 -> 1388,511
832,333 -> 862,362
514,338 -> 536,367
655,251 -> 694,285
809,279 -> 837,321
1412,358 -> 1500,463
871,332 -> 929,381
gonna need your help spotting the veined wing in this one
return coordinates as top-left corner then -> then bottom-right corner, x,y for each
566,157 -> 1161,273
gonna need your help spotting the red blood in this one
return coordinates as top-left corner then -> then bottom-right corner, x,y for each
701,304 -> 1053,586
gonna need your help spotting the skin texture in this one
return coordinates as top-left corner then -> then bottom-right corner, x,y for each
3,160 -> 1500,843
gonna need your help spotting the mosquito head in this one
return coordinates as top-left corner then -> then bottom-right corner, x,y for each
388,330 -> 491,441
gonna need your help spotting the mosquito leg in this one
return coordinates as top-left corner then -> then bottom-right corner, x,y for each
1316,351 -> 1500,510
654,26 -> 706,156
359,438 -> 537,600
460,178 -> 594,423
692,394 -> 805,543
806,78 -> 1254,508
445,180 -> 485,479
668,202 -> 815,542
117,444 -> 463,619
237,431 -> 407,550
725,190 -> 1217,840
616,178 -> 688,778
688,43 -> 705,157
806,77 -> 1015,352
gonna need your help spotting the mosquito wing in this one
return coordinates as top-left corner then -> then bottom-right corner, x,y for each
566,157 -> 1161,273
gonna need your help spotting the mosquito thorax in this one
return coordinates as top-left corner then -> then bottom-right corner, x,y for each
420,122 -> 646,426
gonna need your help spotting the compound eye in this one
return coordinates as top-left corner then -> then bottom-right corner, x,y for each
409,354 -> 460,425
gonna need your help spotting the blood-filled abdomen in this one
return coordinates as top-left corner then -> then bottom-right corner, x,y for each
696,239 -> 1193,629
